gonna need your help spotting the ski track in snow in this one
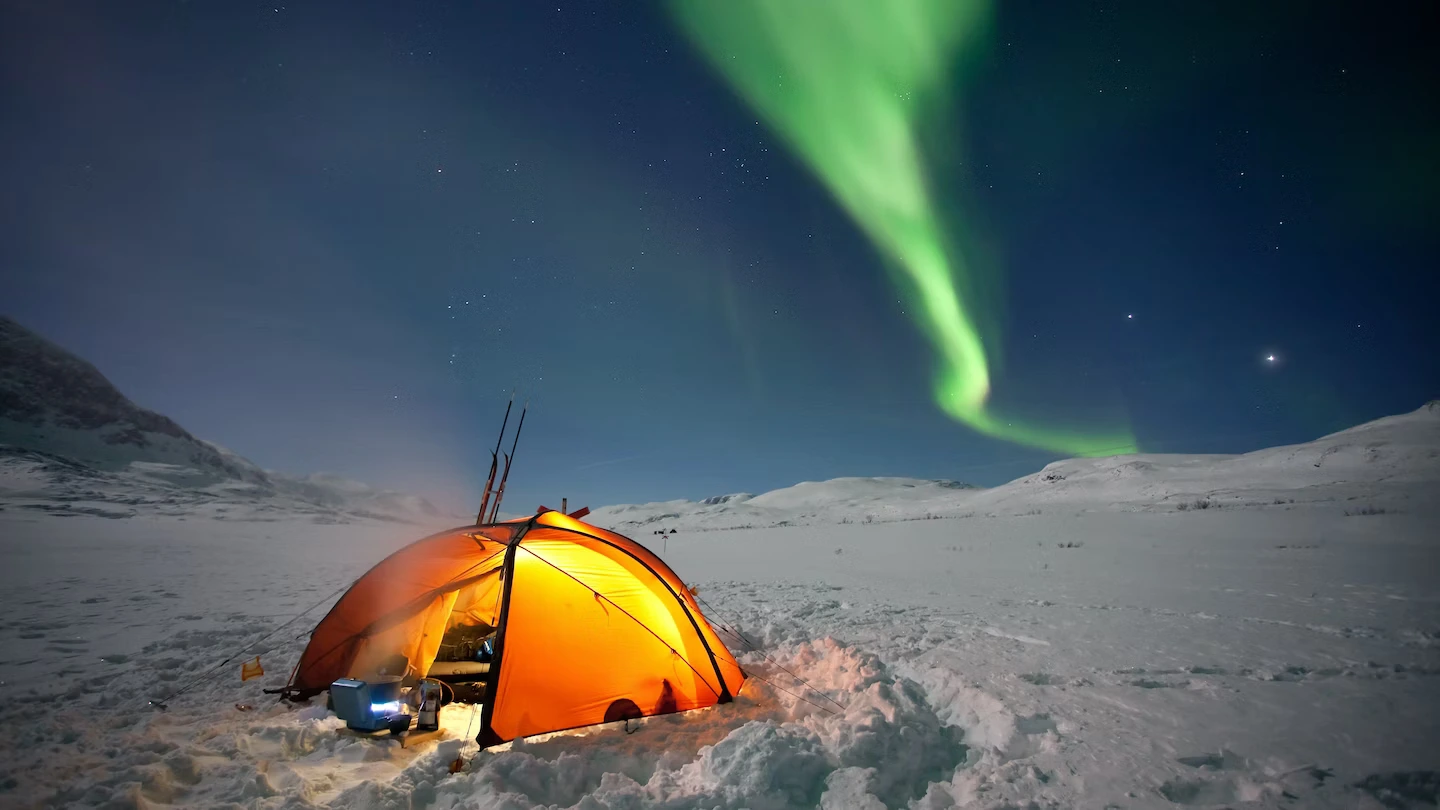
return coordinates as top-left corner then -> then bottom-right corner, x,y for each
1,503 -> 1438,809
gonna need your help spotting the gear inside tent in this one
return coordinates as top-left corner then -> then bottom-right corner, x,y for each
282,509 -> 746,747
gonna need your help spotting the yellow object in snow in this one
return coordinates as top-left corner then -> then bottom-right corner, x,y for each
241,656 -> 264,681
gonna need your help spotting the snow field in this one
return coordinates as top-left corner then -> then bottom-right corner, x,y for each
1,500 -> 1437,809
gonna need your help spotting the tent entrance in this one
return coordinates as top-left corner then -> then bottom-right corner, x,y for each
413,567 -> 506,702
427,612 -> 496,705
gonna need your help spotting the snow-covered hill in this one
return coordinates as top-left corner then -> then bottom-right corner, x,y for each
0,316 -> 449,524
590,402 -> 1440,533
590,477 -> 980,532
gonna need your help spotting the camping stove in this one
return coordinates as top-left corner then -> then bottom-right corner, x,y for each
331,677 -> 410,732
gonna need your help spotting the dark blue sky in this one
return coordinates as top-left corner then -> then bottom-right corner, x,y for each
3,2 -> 1435,512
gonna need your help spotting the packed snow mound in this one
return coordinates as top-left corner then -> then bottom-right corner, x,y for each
590,404 -> 1440,532
0,317 -> 449,524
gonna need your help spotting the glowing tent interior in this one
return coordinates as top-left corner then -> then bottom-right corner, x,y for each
282,509 -> 747,747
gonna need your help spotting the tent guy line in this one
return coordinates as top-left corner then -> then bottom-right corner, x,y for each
146,578 -> 355,711
694,591 -> 850,714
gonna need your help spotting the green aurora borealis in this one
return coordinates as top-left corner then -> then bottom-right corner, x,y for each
671,0 -> 1138,456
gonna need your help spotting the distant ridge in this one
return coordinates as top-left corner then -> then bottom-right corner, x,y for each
0,315 -> 448,523
588,404 -> 1440,532
0,315 -> 263,482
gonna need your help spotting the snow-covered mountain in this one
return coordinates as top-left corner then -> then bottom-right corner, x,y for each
0,316 -> 449,523
590,402 -> 1440,532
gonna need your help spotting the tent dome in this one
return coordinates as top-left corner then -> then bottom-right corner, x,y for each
286,510 -> 745,747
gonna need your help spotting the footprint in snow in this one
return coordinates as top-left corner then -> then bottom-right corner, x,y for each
1175,749 -> 1247,771
1158,777 -> 1242,805
1355,771 -> 1440,808
981,626 -> 1049,645
1015,713 -> 1058,735
1177,753 -> 1226,770
1130,678 -> 1188,689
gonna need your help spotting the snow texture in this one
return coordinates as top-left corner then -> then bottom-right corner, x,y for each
0,403 -> 1437,808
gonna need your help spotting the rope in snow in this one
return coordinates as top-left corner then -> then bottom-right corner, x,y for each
693,594 -> 849,714
146,580 -> 353,711
463,701 -> 480,742
731,665 -> 841,716
708,623 -> 843,716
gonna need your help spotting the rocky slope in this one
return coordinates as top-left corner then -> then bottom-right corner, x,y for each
0,316 -> 446,523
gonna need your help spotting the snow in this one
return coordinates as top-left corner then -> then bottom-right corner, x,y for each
1,404 -> 1437,808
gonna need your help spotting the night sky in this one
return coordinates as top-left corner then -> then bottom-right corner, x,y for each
3,2 -> 1435,513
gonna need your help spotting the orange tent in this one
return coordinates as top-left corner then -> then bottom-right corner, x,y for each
284,510 -> 745,747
